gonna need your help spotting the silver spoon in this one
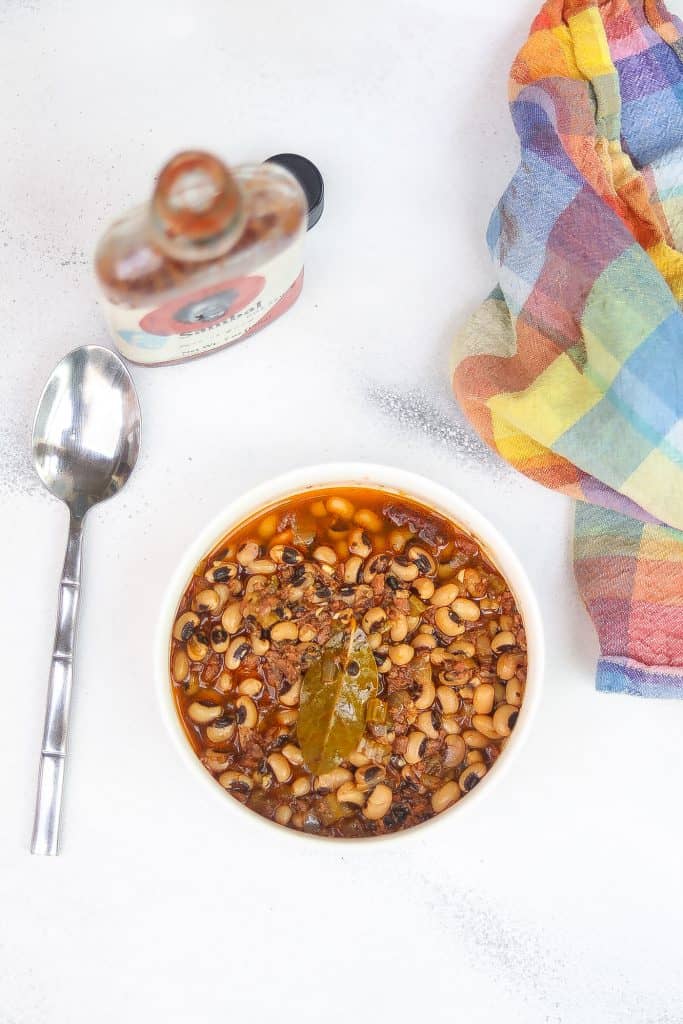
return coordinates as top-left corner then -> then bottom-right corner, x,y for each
31,345 -> 141,855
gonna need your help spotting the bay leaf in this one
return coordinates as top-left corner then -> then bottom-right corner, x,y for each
297,623 -> 379,775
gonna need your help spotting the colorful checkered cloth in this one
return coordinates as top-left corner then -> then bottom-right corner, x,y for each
453,0 -> 683,696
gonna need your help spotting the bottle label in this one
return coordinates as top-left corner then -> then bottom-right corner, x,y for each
103,236 -> 305,365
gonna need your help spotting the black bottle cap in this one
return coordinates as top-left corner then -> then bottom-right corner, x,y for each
266,153 -> 324,231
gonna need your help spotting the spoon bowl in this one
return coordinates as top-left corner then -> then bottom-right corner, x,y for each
32,345 -> 141,517
30,345 -> 141,855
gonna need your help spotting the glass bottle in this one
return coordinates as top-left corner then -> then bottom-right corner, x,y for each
94,150 -> 323,366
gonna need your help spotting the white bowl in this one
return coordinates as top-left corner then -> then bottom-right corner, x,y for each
156,462 -> 544,842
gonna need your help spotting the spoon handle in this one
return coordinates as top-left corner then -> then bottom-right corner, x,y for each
31,514 -> 84,856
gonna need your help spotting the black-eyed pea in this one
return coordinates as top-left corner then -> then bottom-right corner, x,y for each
467,750 -> 485,765
430,582 -> 459,608
444,733 -> 466,766
267,752 -> 292,784
431,781 -> 461,814
459,684 -> 475,700
203,749 -> 231,773
354,507 -> 383,532
436,685 -> 459,715
256,512 -> 278,541
225,637 -> 251,671
313,545 -> 337,566
389,614 -> 409,643
362,553 -> 390,583
235,695 -> 258,728
183,674 -> 200,696
448,639 -> 476,658
212,583 -> 230,611
389,644 -> 414,666
282,544 -> 305,565
442,716 -> 462,735
459,762 -> 487,793
451,597 -> 480,622
274,804 -> 292,826
173,611 -> 200,642
354,765 -> 386,791
237,677 -> 262,697
218,770 -> 253,794
417,708 -> 440,739
430,648 -> 449,667
348,528 -> 372,557
172,649 -> 189,683
309,499 -> 327,518
493,681 -> 507,704
368,631 -> 383,651
251,633 -> 270,656
388,527 -> 412,552
279,678 -> 301,708
315,767 -> 353,791
221,601 -> 243,635
493,703 -> 519,736
473,682 -> 495,715
390,556 -> 419,583
290,775 -> 311,797
435,607 -> 467,638
194,588 -> 220,614
188,701 -> 222,724
376,655 -> 392,674
499,614 -> 514,632
269,543 -> 290,564
205,562 -> 238,584
247,558 -> 277,575
491,630 -> 517,654
337,782 -> 366,807
349,750 -> 371,768
506,678 -> 524,706
206,717 -> 236,743
187,633 -> 209,661
497,652 -> 521,680
463,729 -> 489,750
471,714 -> 499,739
326,495 -> 355,519
362,783 -> 393,820
298,623 -> 317,643
414,676 -> 436,711
270,620 -> 299,643
344,555 -> 364,584
210,626 -> 230,654
216,671 -> 233,693
236,540 -> 260,566
406,544 -> 436,575
276,708 -> 298,726
413,577 -> 435,601
405,730 -> 428,764
362,606 -> 387,634
282,743 -> 303,766
412,632 -> 437,651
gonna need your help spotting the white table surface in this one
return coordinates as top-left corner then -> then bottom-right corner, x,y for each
2,1 -> 682,1021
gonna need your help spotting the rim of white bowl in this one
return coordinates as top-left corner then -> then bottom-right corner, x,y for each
155,462 -> 545,844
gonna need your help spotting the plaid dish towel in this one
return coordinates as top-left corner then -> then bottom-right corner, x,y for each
453,0 -> 683,696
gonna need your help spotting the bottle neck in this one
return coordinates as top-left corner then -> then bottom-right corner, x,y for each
150,151 -> 246,262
